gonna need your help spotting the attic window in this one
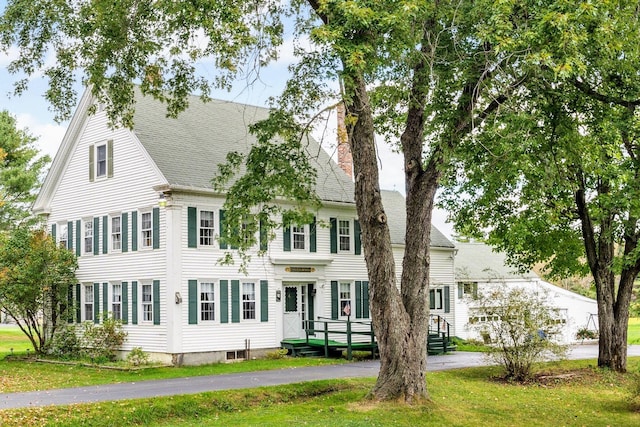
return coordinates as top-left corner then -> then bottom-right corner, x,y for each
89,140 -> 113,181
96,144 -> 107,177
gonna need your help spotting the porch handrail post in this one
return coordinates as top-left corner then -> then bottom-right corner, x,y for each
347,316 -> 352,361
324,321 -> 329,358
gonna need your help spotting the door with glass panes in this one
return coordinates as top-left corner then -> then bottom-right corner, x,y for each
283,283 -> 314,339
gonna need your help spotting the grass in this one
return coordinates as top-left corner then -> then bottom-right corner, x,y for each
3,326 -> 640,425
1,359 -> 640,426
629,318 -> 640,345
0,325 -> 344,393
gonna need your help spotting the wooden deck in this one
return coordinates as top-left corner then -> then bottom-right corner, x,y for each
281,337 -> 378,359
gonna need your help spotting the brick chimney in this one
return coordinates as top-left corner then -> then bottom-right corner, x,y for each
337,103 -> 353,180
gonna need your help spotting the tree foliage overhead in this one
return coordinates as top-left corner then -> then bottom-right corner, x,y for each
439,2 -> 640,372
0,110 -> 50,230
0,227 -> 77,354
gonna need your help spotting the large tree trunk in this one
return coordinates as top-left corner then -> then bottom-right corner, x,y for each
595,272 -> 634,372
576,186 -> 638,372
345,71 -> 434,402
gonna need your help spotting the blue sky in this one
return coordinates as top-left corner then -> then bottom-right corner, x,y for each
0,1 -> 453,237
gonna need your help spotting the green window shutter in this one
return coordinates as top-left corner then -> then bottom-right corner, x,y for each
231,280 -> 240,323
107,139 -> 114,178
260,280 -> 268,322
131,211 -> 138,251
219,210 -> 227,249
444,286 -> 450,313
102,215 -> 108,254
458,284 -> 463,299
93,283 -> 100,323
75,220 -> 81,256
331,281 -> 338,320
220,280 -> 229,323
75,283 -> 81,323
122,282 -> 128,324
259,218 -> 268,252
102,282 -> 108,317
187,207 -> 197,248
363,281 -> 370,318
330,218 -> 337,254
188,280 -> 198,325
310,217 -> 317,253
153,207 -> 160,249
67,221 -> 73,251
89,144 -> 94,182
354,220 -> 362,255
131,281 -> 138,324
67,284 -> 73,323
51,224 -> 57,242
93,217 -> 100,255
429,290 -> 435,310
153,280 -> 160,325
473,283 -> 478,299
122,213 -> 128,252
283,226 -> 291,252
355,281 -> 362,319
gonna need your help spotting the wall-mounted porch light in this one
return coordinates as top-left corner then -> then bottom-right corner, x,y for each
158,193 -> 167,208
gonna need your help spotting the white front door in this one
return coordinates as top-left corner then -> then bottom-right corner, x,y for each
283,284 -> 307,339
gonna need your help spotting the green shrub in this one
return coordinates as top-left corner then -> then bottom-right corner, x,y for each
265,348 -> 289,359
126,347 -> 150,366
46,324 -> 80,359
468,285 -> 568,381
81,315 -> 127,362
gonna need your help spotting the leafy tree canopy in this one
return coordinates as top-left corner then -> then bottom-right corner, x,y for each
0,110 -> 50,229
0,226 -> 77,353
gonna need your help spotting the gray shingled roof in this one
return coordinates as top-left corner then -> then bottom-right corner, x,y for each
380,190 -> 455,248
132,91 -> 354,204
131,90 -> 453,248
454,242 -> 538,281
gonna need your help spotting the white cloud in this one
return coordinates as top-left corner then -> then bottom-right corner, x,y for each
15,113 -> 66,159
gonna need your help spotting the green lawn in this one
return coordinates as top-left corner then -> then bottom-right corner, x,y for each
1,360 -> 640,426
3,326 -> 640,426
629,318 -> 640,344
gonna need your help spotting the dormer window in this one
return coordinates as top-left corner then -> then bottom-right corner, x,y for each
89,140 -> 113,181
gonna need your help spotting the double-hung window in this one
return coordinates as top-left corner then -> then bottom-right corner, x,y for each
84,284 -> 94,321
89,141 -> 113,181
111,216 -> 121,251
112,283 -> 122,320
338,220 -> 351,251
339,282 -> 352,316
96,144 -> 107,178
142,283 -> 153,322
429,289 -> 443,310
292,225 -> 306,250
59,223 -> 68,249
200,282 -> 215,321
200,210 -> 215,246
141,212 -> 152,248
242,282 -> 256,320
84,221 -> 93,254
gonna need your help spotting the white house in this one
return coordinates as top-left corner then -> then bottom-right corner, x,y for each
33,88 -> 456,364
453,242 -> 598,343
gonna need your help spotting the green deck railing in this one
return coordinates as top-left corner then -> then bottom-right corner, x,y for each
303,317 -> 377,360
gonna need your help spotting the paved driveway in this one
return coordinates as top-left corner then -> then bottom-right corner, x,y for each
1,344 -> 638,410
